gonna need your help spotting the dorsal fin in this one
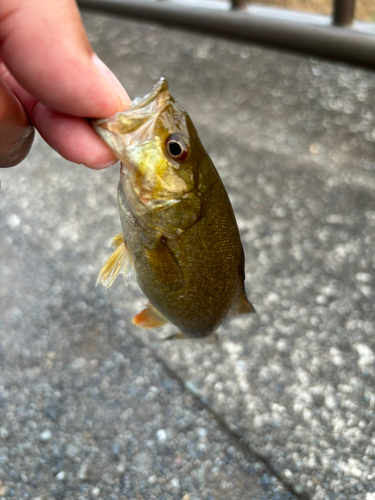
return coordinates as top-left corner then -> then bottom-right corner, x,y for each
233,293 -> 255,315
96,233 -> 134,289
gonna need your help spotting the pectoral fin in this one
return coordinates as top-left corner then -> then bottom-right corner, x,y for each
96,233 -> 134,289
145,237 -> 185,292
132,302 -> 168,329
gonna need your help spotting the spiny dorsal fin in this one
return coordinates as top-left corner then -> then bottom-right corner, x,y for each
96,233 -> 134,289
132,302 -> 168,329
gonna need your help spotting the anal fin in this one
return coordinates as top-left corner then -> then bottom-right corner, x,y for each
132,302 -> 168,329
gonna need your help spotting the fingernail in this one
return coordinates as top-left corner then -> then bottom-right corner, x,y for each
81,157 -> 119,170
92,54 -> 131,108
97,158 -> 119,170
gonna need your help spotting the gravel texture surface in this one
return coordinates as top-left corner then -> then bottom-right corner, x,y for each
1,10 -> 375,500
0,285 -> 289,500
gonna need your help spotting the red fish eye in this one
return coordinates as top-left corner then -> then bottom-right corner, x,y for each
165,135 -> 189,162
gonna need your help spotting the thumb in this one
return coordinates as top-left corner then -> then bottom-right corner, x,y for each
0,0 -> 130,118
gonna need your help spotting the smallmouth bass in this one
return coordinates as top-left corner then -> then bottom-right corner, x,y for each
93,78 -> 254,339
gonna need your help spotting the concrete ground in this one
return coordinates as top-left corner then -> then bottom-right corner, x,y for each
1,10 -> 375,500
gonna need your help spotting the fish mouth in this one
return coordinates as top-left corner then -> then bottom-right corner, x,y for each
92,78 -> 170,156
130,78 -> 169,112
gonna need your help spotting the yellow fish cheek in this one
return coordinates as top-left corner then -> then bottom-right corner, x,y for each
126,141 -> 191,204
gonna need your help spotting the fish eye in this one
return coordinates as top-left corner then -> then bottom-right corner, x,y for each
165,135 -> 189,162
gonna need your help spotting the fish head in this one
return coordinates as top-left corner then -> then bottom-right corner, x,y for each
93,78 -> 202,236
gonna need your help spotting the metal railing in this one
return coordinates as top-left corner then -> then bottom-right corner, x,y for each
333,0 -> 356,26
78,0 -> 375,69
230,0 -> 355,24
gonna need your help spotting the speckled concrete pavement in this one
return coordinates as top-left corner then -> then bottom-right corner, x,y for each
1,10 -> 375,500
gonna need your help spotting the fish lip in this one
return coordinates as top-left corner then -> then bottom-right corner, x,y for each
129,77 -> 169,112
92,78 -> 169,129
91,78 -> 170,156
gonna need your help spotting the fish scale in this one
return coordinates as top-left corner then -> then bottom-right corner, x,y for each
93,78 -> 254,339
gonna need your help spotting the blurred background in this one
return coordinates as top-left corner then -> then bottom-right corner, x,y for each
1,1 -> 375,500
222,0 -> 374,21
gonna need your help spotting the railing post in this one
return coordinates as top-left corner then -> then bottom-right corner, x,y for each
333,0 -> 356,26
231,0 -> 247,10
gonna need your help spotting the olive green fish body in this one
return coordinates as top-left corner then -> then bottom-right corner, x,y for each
94,79 -> 254,339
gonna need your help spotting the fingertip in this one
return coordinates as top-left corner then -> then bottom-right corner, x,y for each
32,104 -> 119,168
92,54 -> 131,112
83,157 -> 119,171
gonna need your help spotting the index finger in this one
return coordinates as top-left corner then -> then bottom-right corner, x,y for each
0,77 -> 34,168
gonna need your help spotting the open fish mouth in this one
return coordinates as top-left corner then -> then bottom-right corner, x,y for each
131,78 -> 169,112
92,78 -> 170,153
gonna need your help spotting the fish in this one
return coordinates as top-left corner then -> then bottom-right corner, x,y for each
92,78 -> 254,340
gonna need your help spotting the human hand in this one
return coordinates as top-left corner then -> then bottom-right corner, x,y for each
0,0 -> 131,169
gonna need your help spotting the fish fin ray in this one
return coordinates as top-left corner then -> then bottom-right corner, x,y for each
132,302 -> 168,329
96,233 -> 134,289
109,233 -> 125,249
145,238 -> 185,292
